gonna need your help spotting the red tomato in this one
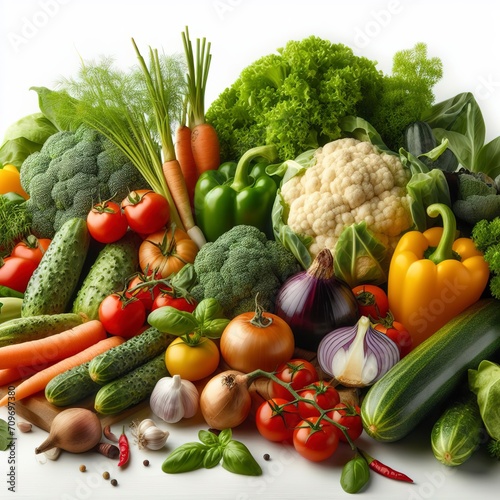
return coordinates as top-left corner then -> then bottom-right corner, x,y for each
125,273 -> 161,312
327,403 -> 363,443
98,293 -> 146,338
272,359 -> 319,401
151,290 -> 197,313
0,256 -> 38,293
293,416 -> 339,462
87,200 -> 128,243
122,189 -> 170,235
255,398 -> 302,443
351,284 -> 389,321
11,236 -> 51,264
373,316 -> 413,357
297,381 -> 341,418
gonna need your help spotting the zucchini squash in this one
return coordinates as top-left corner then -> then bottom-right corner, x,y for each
21,218 -> 90,317
431,391 -> 483,466
94,353 -> 168,415
0,312 -> 84,348
71,232 -> 140,320
0,297 -> 23,325
361,299 -> 500,442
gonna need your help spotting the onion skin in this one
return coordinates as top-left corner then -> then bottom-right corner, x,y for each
275,249 -> 359,351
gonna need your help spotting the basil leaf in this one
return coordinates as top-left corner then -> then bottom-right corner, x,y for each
193,298 -> 226,325
161,442 -> 208,473
198,429 -> 219,446
221,440 -> 262,476
0,419 -> 13,451
200,318 -> 230,339
340,454 -> 370,494
148,306 -> 198,336
218,428 -> 232,446
203,446 -> 223,469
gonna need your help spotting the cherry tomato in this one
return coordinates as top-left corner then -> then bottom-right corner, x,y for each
272,359 -> 319,401
327,403 -> 363,443
297,380 -> 341,418
125,273 -> 161,312
122,189 -> 170,235
0,256 -> 38,293
165,336 -> 220,382
351,284 -> 389,321
98,293 -> 146,338
87,200 -> 128,243
152,290 -> 197,313
11,236 -> 51,264
293,416 -> 339,462
373,316 -> 413,357
255,398 -> 302,443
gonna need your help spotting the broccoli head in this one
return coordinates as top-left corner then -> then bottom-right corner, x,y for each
190,225 -> 301,318
20,124 -> 150,238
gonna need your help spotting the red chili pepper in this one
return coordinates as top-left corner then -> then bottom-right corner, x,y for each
117,426 -> 130,467
359,449 -> 413,483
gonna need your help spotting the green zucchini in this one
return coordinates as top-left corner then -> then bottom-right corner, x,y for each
94,353 -> 168,415
45,361 -> 101,407
71,231 -> 140,320
88,327 -> 174,384
0,297 -> 23,324
21,218 -> 90,317
431,391 -> 483,466
0,312 -> 84,348
361,299 -> 500,442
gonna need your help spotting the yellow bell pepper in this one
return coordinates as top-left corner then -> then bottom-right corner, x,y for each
388,203 -> 490,348
0,164 -> 29,199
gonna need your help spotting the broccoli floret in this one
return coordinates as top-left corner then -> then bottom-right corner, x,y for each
21,124 -> 150,238
190,225 -> 301,318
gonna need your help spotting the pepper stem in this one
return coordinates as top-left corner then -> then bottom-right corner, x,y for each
425,203 -> 458,264
230,145 -> 279,192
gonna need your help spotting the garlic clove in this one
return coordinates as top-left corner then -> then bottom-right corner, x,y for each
142,426 -> 169,450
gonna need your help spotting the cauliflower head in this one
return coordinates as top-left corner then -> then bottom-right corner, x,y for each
281,137 -> 413,261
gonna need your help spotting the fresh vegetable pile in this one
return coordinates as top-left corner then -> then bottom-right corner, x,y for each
2,26 -> 500,496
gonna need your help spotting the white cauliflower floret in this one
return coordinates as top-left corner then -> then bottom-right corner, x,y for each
281,137 -> 413,258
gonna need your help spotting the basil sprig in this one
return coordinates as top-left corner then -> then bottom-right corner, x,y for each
162,428 -> 262,476
340,453 -> 370,494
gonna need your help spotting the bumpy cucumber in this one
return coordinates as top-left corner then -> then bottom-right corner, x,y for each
361,299 -> 500,442
45,361 -> 100,407
21,218 -> 90,317
88,327 -> 173,384
94,353 -> 168,415
431,391 -> 483,466
71,231 -> 140,320
0,312 -> 84,348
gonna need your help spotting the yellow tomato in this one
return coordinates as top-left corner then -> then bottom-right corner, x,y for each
0,165 -> 29,199
165,336 -> 220,382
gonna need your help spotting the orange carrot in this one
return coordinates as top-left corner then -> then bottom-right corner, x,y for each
0,319 -> 107,370
175,123 -> 199,206
0,335 -> 124,406
191,122 -> 220,175
0,362 -> 58,387
162,158 -> 196,232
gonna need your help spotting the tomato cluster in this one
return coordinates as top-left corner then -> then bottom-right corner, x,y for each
352,284 -> 413,358
0,236 -> 51,293
255,358 -> 363,462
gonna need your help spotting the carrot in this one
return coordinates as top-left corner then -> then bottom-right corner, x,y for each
0,363 -> 57,387
0,335 -> 124,406
191,122 -> 220,175
175,123 -> 198,206
0,319 -> 107,370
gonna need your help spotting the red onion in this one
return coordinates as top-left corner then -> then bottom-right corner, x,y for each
317,316 -> 400,387
274,248 -> 359,351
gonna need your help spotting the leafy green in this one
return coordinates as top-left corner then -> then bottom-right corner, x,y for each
0,193 -> 31,256
340,453 -> 371,494
0,419 -> 13,451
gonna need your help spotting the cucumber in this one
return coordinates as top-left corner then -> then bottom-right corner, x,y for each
0,312 -> 84,348
21,218 -> 90,317
431,391 -> 483,466
88,327 -> 174,384
361,299 -> 500,442
71,231 -> 140,320
45,361 -> 101,407
0,297 -> 23,324
94,353 -> 168,415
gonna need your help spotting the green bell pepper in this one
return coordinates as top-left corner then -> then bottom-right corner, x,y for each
194,145 -> 281,241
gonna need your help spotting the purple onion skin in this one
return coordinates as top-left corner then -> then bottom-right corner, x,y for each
275,271 -> 359,352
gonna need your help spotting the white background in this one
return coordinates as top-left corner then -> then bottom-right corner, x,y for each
1,1 -> 500,499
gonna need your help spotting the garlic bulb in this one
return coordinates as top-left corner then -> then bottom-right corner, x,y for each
150,375 -> 199,423
130,419 -> 169,450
